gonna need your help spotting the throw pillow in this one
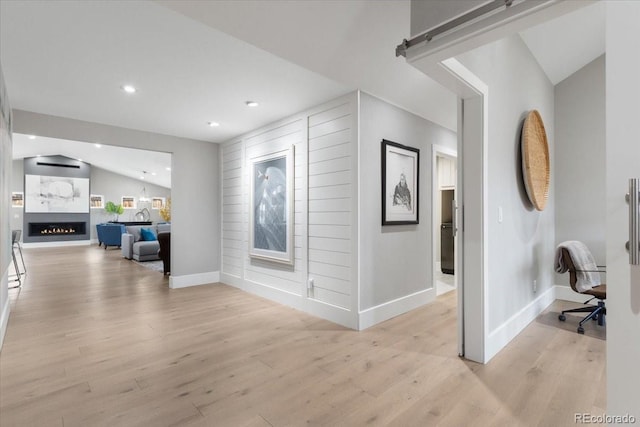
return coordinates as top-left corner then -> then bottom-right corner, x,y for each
140,227 -> 157,241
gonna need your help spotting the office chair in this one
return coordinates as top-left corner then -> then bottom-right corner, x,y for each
555,242 -> 606,334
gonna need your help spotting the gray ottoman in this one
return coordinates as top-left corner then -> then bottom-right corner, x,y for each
133,240 -> 161,261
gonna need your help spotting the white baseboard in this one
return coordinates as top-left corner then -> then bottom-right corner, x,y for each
22,240 -> 91,248
485,285 -> 601,362
221,274 -> 358,330
220,272 -> 243,288
242,278 -> 303,309
1,270 -> 11,351
486,285 -> 556,362
305,298 -> 357,330
358,288 -> 435,331
169,271 -> 220,289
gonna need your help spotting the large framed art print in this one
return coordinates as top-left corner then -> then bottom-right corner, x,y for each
381,139 -> 419,225
249,146 -> 294,265
24,174 -> 89,213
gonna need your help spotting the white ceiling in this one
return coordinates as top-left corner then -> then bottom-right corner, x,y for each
1,0 -> 605,181
155,0 -> 458,132
0,0 -> 457,145
519,1 -> 605,85
0,0 -> 350,143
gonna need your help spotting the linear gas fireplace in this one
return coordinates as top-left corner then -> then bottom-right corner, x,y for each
29,222 -> 87,237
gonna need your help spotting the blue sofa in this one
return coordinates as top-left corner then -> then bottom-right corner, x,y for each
96,223 -> 126,250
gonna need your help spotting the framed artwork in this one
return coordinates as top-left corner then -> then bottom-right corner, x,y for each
151,197 -> 165,210
90,194 -> 104,209
121,196 -> 136,209
249,146 -> 294,265
11,191 -> 23,208
24,174 -> 90,213
381,139 -> 419,225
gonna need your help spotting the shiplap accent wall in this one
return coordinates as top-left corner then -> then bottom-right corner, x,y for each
221,140 -> 244,280
244,119 -> 306,295
307,101 -> 356,310
221,93 -> 358,328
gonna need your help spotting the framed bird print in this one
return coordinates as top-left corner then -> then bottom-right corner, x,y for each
249,146 -> 295,265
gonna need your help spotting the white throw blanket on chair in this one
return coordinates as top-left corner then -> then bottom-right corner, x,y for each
554,241 -> 601,293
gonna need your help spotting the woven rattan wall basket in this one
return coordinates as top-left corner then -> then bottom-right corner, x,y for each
521,110 -> 550,211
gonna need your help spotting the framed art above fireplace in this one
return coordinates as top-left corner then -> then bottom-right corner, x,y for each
24,174 -> 89,213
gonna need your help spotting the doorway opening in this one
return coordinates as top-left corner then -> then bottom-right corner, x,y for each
433,147 -> 457,297
11,134 -> 172,244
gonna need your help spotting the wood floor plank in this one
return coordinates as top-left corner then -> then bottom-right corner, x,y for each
1,245 -> 606,426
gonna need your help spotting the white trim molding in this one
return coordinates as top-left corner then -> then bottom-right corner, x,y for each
485,285 -> 600,362
486,285 -> 556,362
169,271 -> 220,289
358,288 -> 435,331
223,277 -> 357,330
22,240 -> 92,248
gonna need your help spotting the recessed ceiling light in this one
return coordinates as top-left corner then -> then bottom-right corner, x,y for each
245,101 -> 259,107
140,176 -> 145,180
151,172 -> 157,176
166,167 -> 171,171
122,85 -> 137,94
95,144 -> 102,148
28,135 -> 36,140
207,121 -> 220,127
77,158 -> 82,162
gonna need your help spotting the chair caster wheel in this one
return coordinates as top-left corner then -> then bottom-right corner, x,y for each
559,314 -> 566,321
577,327 -> 585,334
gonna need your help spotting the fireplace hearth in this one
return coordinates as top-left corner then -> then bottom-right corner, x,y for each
29,222 -> 87,237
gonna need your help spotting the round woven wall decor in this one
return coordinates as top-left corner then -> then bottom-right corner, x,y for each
521,110 -> 550,211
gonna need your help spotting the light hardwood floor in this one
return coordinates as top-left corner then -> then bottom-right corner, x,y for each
1,245 -> 606,426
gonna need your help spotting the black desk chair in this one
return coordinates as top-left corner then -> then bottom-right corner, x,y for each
556,245 -> 606,334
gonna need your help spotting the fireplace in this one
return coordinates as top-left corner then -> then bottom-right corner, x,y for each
29,222 -> 87,237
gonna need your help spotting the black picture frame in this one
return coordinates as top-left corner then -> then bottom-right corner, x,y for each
381,139 -> 420,225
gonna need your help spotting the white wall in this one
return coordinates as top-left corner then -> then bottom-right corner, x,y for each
554,55 -> 605,286
359,92 -> 456,318
606,1 -> 640,418
307,98 -> 358,310
457,34 -> 555,359
221,91 -> 458,330
223,119 -> 307,296
0,63 -> 11,350
11,110 -> 219,287
221,92 -> 358,328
